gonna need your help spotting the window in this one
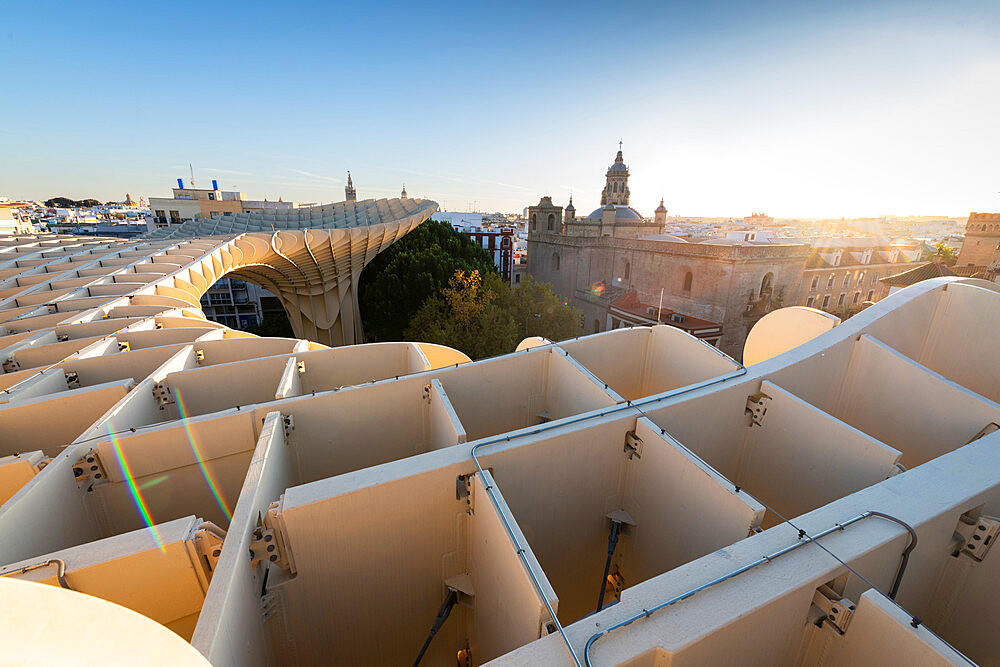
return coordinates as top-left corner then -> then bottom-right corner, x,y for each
551,252 -> 560,271
838,293 -> 846,306
624,262 -> 630,280
759,272 -> 773,297
871,272 -> 878,285
867,290 -> 874,301
594,319 -> 601,333
531,214 -> 536,230
806,296 -> 815,307
514,273 -> 521,285
827,274 -> 835,289
683,271 -> 693,292
858,271 -> 865,285
822,295 -> 831,308
547,213 -> 555,231
833,253 -> 842,267
169,210 -> 181,223
853,292 -> 861,304
843,273 -> 851,288
810,276 -> 818,291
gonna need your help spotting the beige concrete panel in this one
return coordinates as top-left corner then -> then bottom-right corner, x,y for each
194,337 -> 300,366
0,515 -> 209,638
251,376 -> 444,484
271,449 -> 473,666
740,381 -> 901,525
274,356 -> 303,401
0,576 -> 210,666
743,306 -> 840,366
163,354 -> 295,418
428,378 -> 466,449
0,379 -> 134,456
471,470 -> 559,663
836,335 -> 1000,467
918,282 -> 1000,404
90,413 -> 256,535
0,451 -> 43,505
0,454 -> 102,565
294,342 -> 420,392
0,367 -> 68,403
560,328 -> 651,400
192,412 -> 294,666
818,589 -> 965,666
415,341 -> 473,369
545,349 -> 620,419
623,419 -> 764,587
61,343 -> 188,388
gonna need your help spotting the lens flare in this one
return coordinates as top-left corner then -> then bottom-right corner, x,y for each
590,281 -> 605,298
175,388 -> 233,522
107,423 -> 166,552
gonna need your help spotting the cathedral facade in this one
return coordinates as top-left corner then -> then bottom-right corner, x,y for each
527,149 -> 808,358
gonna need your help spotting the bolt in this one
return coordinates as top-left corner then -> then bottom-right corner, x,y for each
269,554 -> 277,562
212,549 -> 221,557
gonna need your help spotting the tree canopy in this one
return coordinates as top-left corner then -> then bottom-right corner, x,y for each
922,242 -> 957,266
359,219 -> 583,358
44,197 -> 102,208
405,270 -> 583,360
358,219 -> 498,342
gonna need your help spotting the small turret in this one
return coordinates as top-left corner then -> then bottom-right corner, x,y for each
564,195 -> 576,222
654,198 -> 668,226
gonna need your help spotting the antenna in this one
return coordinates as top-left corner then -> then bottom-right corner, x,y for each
189,164 -> 195,188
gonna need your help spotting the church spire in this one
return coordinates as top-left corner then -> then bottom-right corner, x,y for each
401,183 -> 407,199
345,171 -> 356,202
601,143 -> 630,206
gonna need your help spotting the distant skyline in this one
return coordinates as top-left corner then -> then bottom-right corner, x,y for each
1,0 -> 998,218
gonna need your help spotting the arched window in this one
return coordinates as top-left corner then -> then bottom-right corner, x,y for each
810,275 -> 818,291
683,271 -> 693,292
552,252 -> 560,271
531,214 -> 536,230
759,272 -> 774,297
547,213 -> 555,231
624,262 -> 630,280
858,271 -> 865,285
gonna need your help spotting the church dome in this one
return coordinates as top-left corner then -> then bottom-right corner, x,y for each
608,162 -> 628,173
587,205 -> 644,221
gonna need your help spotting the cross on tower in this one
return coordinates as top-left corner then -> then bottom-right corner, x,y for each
618,139 -> 623,151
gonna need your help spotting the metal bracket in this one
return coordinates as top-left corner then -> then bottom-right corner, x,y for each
624,430 -> 643,460
2,357 -> 20,373
72,449 -> 108,484
956,515 -> 999,561
812,584 -> 855,634
282,414 -> 294,438
422,383 -> 432,401
65,371 -> 81,389
249,502 -> 292,572
746,392 -> 771,426
195,349 -> 205,363
118,341 -> 130,352
193,528 -> 225,575
296,361 -> 306,374
456,473 -> 473,514
152,381 -> 175,407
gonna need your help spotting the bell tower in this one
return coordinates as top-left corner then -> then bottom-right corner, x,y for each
345,172 -> 357,202
600,141 -> 630,206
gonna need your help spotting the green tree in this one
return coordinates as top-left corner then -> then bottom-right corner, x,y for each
922,242 -> 957,266
358,219 -> 497,342
404,270 -> 583,360
501,274 -> 583,342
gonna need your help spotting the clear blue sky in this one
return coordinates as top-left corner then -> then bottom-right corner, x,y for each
2,0 -> 998,218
